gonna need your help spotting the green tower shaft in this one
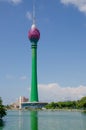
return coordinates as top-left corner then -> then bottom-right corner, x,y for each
30,111 -> 38,130
30,43 -> 38,102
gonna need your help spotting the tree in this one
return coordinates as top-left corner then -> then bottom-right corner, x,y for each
45,96 -> 86,109
0,97 -> 6,119
77,96 -> 86,109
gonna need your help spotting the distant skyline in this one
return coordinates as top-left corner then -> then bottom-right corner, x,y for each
0,0 -> 86,104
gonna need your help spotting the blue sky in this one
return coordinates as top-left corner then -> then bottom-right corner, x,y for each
0,0 -> 86,104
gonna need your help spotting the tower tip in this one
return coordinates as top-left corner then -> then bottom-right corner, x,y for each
31,24 -> 36,30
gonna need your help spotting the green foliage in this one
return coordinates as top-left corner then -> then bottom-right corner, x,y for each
45,101 -> 77,109
45,96 -> 86,110
0,119 -> 5,127
5,105 -> 12,109
0,97 -> 6,119
76,96 -> 86,109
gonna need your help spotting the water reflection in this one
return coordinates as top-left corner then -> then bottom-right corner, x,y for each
81,111 -> 86,129
0,119 -> 5,130
18,110 -> 38,130
12,110 -> 86,130
18,111 -> 23,130
30,111 -> 38,130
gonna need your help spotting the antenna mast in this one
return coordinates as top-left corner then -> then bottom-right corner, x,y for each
33,0 -> 36,25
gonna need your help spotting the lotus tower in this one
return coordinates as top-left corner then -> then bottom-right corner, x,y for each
28,24 -> 40,102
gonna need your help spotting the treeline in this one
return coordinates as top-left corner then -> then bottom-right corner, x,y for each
45,96 -> 86,109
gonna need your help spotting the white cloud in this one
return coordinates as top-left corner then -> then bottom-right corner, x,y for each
26,11 -> 33,21
6,74 -> 14,80
20,76 -> 27,80
0,0 -> 22,4
6,74 -> 27,80
10,0 -> 22,4
60,0 -> 86,13
38,83 -> 86,102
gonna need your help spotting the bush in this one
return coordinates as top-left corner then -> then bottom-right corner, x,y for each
0,97 -> 6,119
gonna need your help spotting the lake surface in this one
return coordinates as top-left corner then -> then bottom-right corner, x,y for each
0,110 -> 86,130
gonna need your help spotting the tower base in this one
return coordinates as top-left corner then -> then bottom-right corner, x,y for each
21,102 -> 48,109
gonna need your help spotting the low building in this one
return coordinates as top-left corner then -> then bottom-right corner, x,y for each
10,96 -> 29,109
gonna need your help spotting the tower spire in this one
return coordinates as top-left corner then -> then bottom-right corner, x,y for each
33,0 -> 36,25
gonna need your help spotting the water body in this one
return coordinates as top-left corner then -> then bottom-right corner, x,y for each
0,110 -> 86,130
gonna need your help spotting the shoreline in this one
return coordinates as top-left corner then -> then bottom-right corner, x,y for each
6,108 -> 86,113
